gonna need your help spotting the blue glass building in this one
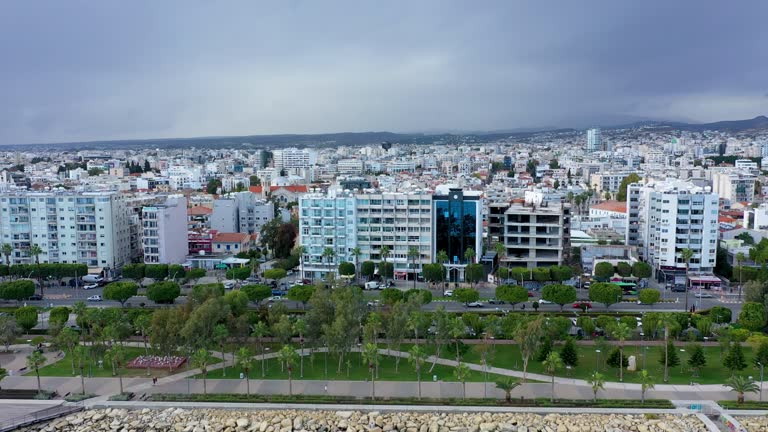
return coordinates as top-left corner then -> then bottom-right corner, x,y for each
432,188 -> 483,265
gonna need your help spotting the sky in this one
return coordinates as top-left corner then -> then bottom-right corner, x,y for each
1,1 -> 767,145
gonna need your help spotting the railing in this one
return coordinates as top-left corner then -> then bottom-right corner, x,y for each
0,402 -> 83,432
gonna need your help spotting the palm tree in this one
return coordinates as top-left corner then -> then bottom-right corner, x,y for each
407,311 -> 424,347
408,345 -> 426,399
611,323 -> 631,382
542,351 -> 563,402
213,324 -> 229,377
407,246 -> 420,289
296,245 -> 307,280
322,247 -> 335,279
251,321 -> 269,377
105,344 -> 126,394
293,318 -> 307,378
464,248 -> 476,265
362,343 -> 380,400
26,351 -> 45,395
380,246 -> 391,284
72,345 -> 87,394
191,348 -> 211,394
453,362 -> 471,400
235,347 -> 254,396
29,244 -> 43,296
1,243 -> 12,267
436,249 -> 449,293
659,314 -> 676,383
681,248 -> 694,313
495,377 -> 520,403
350,247 -> 362,281
450,316 -> 465,362
736,252 -> 746,301
278,345 -> 298,396
494,242 -> 505,273
726,375 -> 760,404
588,372 -> 605,402
639,369 -> 655,404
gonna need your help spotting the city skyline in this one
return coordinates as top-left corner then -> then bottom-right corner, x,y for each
1,1 -> 767,145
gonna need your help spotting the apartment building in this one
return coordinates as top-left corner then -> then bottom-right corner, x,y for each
298,190 -> 358,280
211,192 -> 273,234
273,148 -> 317,170
589,171 -> 634,194
356,191 -> 433,281
142,195 -> 188,264
0,191 -> 131,269
710,170 -> 756,203
489,191 -> 571,269
625,179 -> 719,276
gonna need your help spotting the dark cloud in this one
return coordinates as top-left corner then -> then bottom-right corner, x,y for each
1,1 -> 767,144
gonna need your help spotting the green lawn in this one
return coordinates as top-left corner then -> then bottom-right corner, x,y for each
413,342 -> 756,385
194,351 -> 500,382
30,346 -> 220,378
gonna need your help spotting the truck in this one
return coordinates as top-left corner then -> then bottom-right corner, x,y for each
364,281 -> 380,290
82,274 -> 104,284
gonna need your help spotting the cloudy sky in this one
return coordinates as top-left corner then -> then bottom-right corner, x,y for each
1,1 -> 767,144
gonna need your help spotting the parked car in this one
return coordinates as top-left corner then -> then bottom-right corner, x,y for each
671,284 -> 687,292
271,289 -> 286,296
366,300 -> 380,308
695,292 -> 714,298
527,291 -> 535,297
267,295 -> 284,303
573,302 -> 592,310
222,280 -> 236,289
27,294 -> 43,301
488,298 -> 505,305
245,276 -> 261,284
537,298 -> 552,304
83,283 -> 99,290
87,295 -> 102,302
466,301 -> 483,308
444,290 -> 454,297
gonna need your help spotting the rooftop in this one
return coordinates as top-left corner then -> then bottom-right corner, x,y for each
590,200 -> 627,214
213,232 -> 250,243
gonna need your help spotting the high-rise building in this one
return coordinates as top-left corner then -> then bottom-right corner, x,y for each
625,179 -> 719,277
586,128 -> 602,152
0,191 -> 131,269
432,187 -> 483,267
272,148 -> 317,170
142,195 -> 188,264
298,190 -> 358,280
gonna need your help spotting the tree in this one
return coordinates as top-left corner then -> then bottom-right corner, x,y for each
464,264 -> 484,287
263,268 -> 287,282
593,262 -> 615,280
724,343 -> 748,374
541,284 -> 577,311
380,287 -> 404,305
0,315 -> 20,352
588,372 -> 605,402
739,302 -> 767,331
616,173 -> 641,201
241,284 -> 272,305
29,244 -> 43,296
287,285 -> 315,309
453,362 -> 471,399
549,265 -> 573,282
338,262 -> 355,278
495,284 -> 528,310
15,306 -> 38,332
121,264 -> 145,280
27,350 -> 45,394
105,344 -> 127,394
658,340 -> 680,381
639,370 -> 655,404
236,347 -> 254,395
278,345 -> 298,396
453,288 -> 479,305
687,344 -> 706,377
542,351 -> 563,402
144,264 -> 169,280
225,267 -> 251,280
589,282 -> 623,309
611,322 -> 631,382
146,281 -> 181,304
423,263 -> 446,289
408,345 -> 427,399
464,248 -> 476,264
681,248 -> 694,313
191,348 -> 211,394
754,340 -> 768,370
350,247 -> 362,280
495,377 -> 520,403
560,338 -> 578,367
638,288 -> 661,306
404,289 -> 432,305
631,262 -> 652,279
103,282 -> 137,307
251,321 -> 269,377
726,375 -> 759,404
516,317 -> 544,381
206,179 -> 221,194
362,342 -> 380,400
407,246 -> 420,289
213,324 -> 230,377
1,243 -> 12,266
360,261 -> 375,279
48,306 -> 70,327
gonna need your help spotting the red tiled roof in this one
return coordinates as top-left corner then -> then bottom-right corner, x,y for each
213,232 -> 249,243
590,200 -> 627,214
270,185 -> 308,193
719,216 -> 737,223
249,186 -> 263,193
188,206 -> 212,216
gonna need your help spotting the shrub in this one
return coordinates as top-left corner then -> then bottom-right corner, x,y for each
146,281 -> 181,304
144,264 -> 169,280
226,267 -> 252,280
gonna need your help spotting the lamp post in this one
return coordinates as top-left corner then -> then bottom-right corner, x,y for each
679,349 -> 686,374
595,349 -> 601,372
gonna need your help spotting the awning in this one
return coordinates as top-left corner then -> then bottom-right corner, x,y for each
220,257 -> 250,265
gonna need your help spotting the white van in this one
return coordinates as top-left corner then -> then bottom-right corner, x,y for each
82,275 -> 104,284
364,281 -> 380,290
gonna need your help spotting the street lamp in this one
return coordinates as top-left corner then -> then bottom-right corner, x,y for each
679,349 -> 686,374
595,349 -> 601,372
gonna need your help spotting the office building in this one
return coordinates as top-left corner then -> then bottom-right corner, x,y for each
432,187 -> 483,282
586,128 -> 602,152
0,191 -> 131,269
625,179 -> 719,277
298,190 -> 358,280
142,195 -> 188,265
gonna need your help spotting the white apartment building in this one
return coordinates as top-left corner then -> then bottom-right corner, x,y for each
273,148 -> 317,170
337,159 -> 364,175
589,171 -> 634,194
211,192 -> 273,234
586,128 -> 602,152
0,191 -> 131,269
142,195 -> 188,264
710,170 -> 756,203
165,166 -> 204,190
356,191 -> 433,280
626,179 -> 719,274
745,204 -> 768,231
298,191 -> 357,280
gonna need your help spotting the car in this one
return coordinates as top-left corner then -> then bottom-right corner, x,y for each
488,298 -> 505,305
222,280 -> 236,289
573,302 -> 592,309
245,276 -> 261,284
366,300 -> 380,308
444,290 -> 454,297
671,285 -> 687,292
271,289 -> 286,296
267,295 -> 284,302
527,291 -> 534,297
27,294 -> 43,301
537,298 -> 552,304
83,283 -> 99,290
385,281 -> 396,288
466,301 -> 483,308
695,292 -> 714,298
286,270 -> 294,276
87,295 -> 102,302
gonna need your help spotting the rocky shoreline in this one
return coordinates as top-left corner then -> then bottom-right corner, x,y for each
15,408 -> 708,432
736,416 -> 767,431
